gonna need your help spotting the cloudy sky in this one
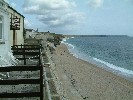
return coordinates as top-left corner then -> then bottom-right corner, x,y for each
7,0 -> 133,36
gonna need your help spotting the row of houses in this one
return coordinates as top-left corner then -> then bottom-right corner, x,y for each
0,0 -> 24,66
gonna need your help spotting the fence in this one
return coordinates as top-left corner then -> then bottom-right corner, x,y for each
0,45 -> 44,100
11,44 -> 42,65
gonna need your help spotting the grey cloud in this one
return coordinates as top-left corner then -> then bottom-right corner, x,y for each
38,12 -> 85,28
23,0 -> 76,14
38,14 -> 59,22
23,0 -> 85,29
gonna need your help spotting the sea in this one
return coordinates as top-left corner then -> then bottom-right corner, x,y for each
62,36 -> 133,82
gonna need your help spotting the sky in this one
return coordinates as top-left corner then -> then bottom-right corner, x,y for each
6,0 -> 133,36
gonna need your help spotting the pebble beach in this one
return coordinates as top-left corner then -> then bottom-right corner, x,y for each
51,43 -> 133,100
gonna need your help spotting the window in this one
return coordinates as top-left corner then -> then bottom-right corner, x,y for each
0,1 -> 5,8
0,16 -> 2,39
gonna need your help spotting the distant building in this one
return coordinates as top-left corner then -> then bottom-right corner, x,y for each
25,28 -> 36,38
25,29 -> 34,32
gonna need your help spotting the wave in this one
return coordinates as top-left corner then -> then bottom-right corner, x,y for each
61,38 -> 67,43
64,43 -> 75,50
61,38 -> 75,49
61,37 -> 75,43
71,37 -> 75,38
73,51 -> 133,81
62,37 -> 133,82
93,58 -> 133,76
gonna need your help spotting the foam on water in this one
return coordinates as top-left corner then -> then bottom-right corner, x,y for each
66,43 -> 75,49
72,48 -> 133,81
63,38 -> 133,82
62,37 -> 133,81
61,38 -> 67,43
93,58 -> 133,77
62,38 -> 75,49
64,43 -> 75,56
71,37 -> 75,38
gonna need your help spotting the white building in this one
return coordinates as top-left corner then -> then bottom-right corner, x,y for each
0,0 -> 11,66
8,6 -> 25,45
0,0 -> 25,66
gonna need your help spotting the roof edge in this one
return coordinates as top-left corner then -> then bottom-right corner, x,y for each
8,6 -> 25,18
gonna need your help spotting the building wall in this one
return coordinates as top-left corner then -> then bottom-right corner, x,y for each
0,0 -> 25,66
0,0 -> 11,65
8,7 -> 24,45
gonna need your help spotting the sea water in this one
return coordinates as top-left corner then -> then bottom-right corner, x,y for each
62,36 -> 133,82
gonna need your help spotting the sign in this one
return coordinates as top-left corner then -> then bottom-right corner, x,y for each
10,15 -> 20,30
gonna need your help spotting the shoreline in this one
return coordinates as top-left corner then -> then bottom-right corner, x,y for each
63,40 -> 133,83
52,43 -> 133,100
63,43 -> 133,85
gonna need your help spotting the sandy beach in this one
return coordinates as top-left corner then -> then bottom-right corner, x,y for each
51,43 -> 133,100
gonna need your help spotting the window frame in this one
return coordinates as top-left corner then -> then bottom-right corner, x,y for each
0,15 -> 3,41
